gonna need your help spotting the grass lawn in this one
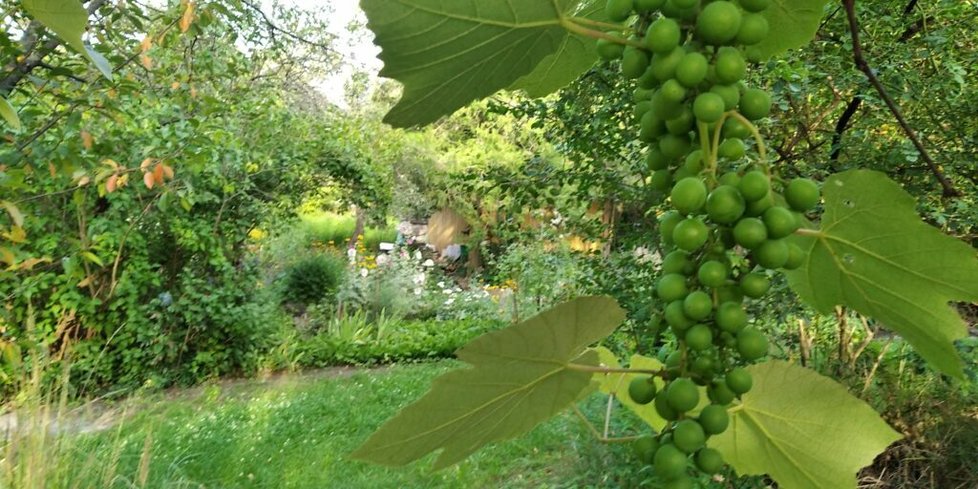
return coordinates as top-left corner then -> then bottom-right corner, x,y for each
29,361 -> 658,489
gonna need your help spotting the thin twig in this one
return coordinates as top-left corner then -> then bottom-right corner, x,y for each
842,0 -> 960,197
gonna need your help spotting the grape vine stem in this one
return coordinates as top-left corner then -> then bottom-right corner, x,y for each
562,18 -> 645,48
566,363 -> 667,377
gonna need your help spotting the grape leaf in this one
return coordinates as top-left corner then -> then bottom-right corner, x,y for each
750,0 -> 832,61
509,0 -> 604,98
350,296 -> 625,469
22,0 -> 112,78
786,170 -> 978,377
710,361 -> 902,489
360,0 -> 594,127
594,348 -> 668,431
0,98 -> 21,131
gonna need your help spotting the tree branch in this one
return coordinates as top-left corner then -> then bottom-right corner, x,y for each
239,0 -> 338,54
842,0 -> 960,197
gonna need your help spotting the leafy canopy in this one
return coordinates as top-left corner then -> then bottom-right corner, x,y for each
711,361 -> 902,489
787,170 -> 978,377
350,296 -> 624,469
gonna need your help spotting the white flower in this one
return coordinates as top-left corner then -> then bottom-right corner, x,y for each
360,268 -> 368,277
437,281 -> 445,288
445,297 -> 455,305
423,259 -> 435,267
413,273 -> 426,285
413,250 -> 423,261
414,288 -> 422,296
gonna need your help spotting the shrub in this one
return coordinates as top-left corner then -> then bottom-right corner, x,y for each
281,253 -> 348,306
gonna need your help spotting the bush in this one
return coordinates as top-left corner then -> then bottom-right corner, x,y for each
281,253 -> 347,305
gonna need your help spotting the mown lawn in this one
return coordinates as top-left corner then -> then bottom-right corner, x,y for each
39,361 -> 657,489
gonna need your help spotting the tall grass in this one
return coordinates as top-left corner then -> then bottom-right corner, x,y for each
299,212 -> 397,251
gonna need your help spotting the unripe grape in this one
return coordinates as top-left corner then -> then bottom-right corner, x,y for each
739,272 -> 770,298
698,404 -> 730,435
682,150 -> 705,173
640,111 -> 666,142
673,218 -> 710,251
672,0 -> 697,7
737,327 -> 769,361
718,171 -> 741,187
634,435 -> 660,464
726,367 -> 753,395
659,211 -> 683,245
671,178 -> 708,215
634,0 -> 666,12
655,391 -> 680,420
597,34 -> 626,60
710,84 -> 741,110
706,185 -> 747,225
709,380 -> 736,405
662,250 -> 694,275
673,419 -> 706,453
695,447 -> 725,474
733,217 -> 768,249
654,443 -> 688,479
646,18 -> 681,53
683,292 -> 714,321
736,14 -> 770,45
718,138 -> 746,160
784,242 -> 806,270
667,378 -> 700,412
637,66 -> 660,89
738,170 -> 770,202
690,355 -> 716,377
763,206 -> 800,239
715,47 -> 747,84
785,178 -> 821,211
715,301 -> 747,333
698,260 -> 729,288
660,133 -> 692,159
696,1 -> 742,45
647,148 -> 670,171
663,476 -> 694,489
660,79 -> 687,103
685,323 -> 714,350
717,285 -> 745,305
622,47 -> 651,79
650,47 -> 686,82
694,93 -> 726,124
629,376 -> 658,404
658,273 -> 689,301
739,0 -> 770,13
605,0 -> 634,22
745,192 -> 775,216
634,100 -> 653,120
675,53 -> 709,88
651,170 -> 674,191
754,239 -> 789,269
662,0 -> 697,19
666,301 -> 694,334
666,107 -> 695,136
740,88 -> 772,120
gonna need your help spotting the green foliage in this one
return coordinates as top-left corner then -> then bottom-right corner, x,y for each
0,98 -> 20,130
351,296 -> 625,468
21,0 -> 111,77
710,361 -> 903,489
787,170 -> 978,377
281,253 -> 347,306
749,0 -> 832,60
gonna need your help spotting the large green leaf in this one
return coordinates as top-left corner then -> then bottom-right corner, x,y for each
0,98 -> 21,130
22,0 -> 112,78
750,0 -> 832,60
350,296 -> 625,469
787,170 -> 978,377
508,0 -> 604,98
360,0 -> 592,127
710,361 -> 902,489
594,348 -> 668,431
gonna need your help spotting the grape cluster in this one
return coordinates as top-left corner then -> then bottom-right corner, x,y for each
596,0 -> 821,487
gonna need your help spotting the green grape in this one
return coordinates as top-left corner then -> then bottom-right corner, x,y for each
733,217 -> 768,249
696,1 -> 743,45
783,242 -> 806,270
785,178 -> 821,211
763,206 -> 800,239
723,117 -> 753,139
671,178 -> 708,215
693,93 -> 726,123
685,323 -> 714,350
605,0 -> 634,22
718,171 -> 741,187
745,191 -> 774,216
654,443 -> 688,479
708,380 -> 736,404
666,108 -> 695,136
634,435 -> 660,464
660,79 -> 688,103
656,391 -> 680,420
716,285 -> 745,305
651,170 -> 674,191
633,88 -> 653,102
726,367 -> 753,395
666,300 -> 694,333
597,34 -> 626,60
647,148 -> 670,171
675,53 -> 709,88
739,272 -> 770,298
650,46 -> 686,81
646,18 -> 681,53
622,47 -> 651,79
718,138 -> 746,160
695,447 -> 725,474
715,301 -> 747,333
634,0 -> 666,12
706,185 -> 747,225
640,111 -> 666,142
698,260 -> 729,288
736,13 -> 770,45
738,170 -> 770,202
714,47 -> 747,84
662,0 -> 697,19
662,476 -> 694,489
673,419 -> 706,453
660,133 -> 692,159
754,239 -> 789,269
683,149 -> 705,173
634,100 -> 653,120
739,88 -> 772,120
659,211 -> 683,245
667,378 -> 700,412
698,404 -> 730,435
657,273 -> 689,301
710,84 -> 741,110
673,218 -> 710,251
682,292 -> 713,321
738,0 -> 770,13
690,355 -> 716,377
629,376 -> 658,404
673,167 -> 695,181
671,0 -> 697,8
637,66 -> 661,89
737,327 -> 769,361
662,250 -> 693,275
